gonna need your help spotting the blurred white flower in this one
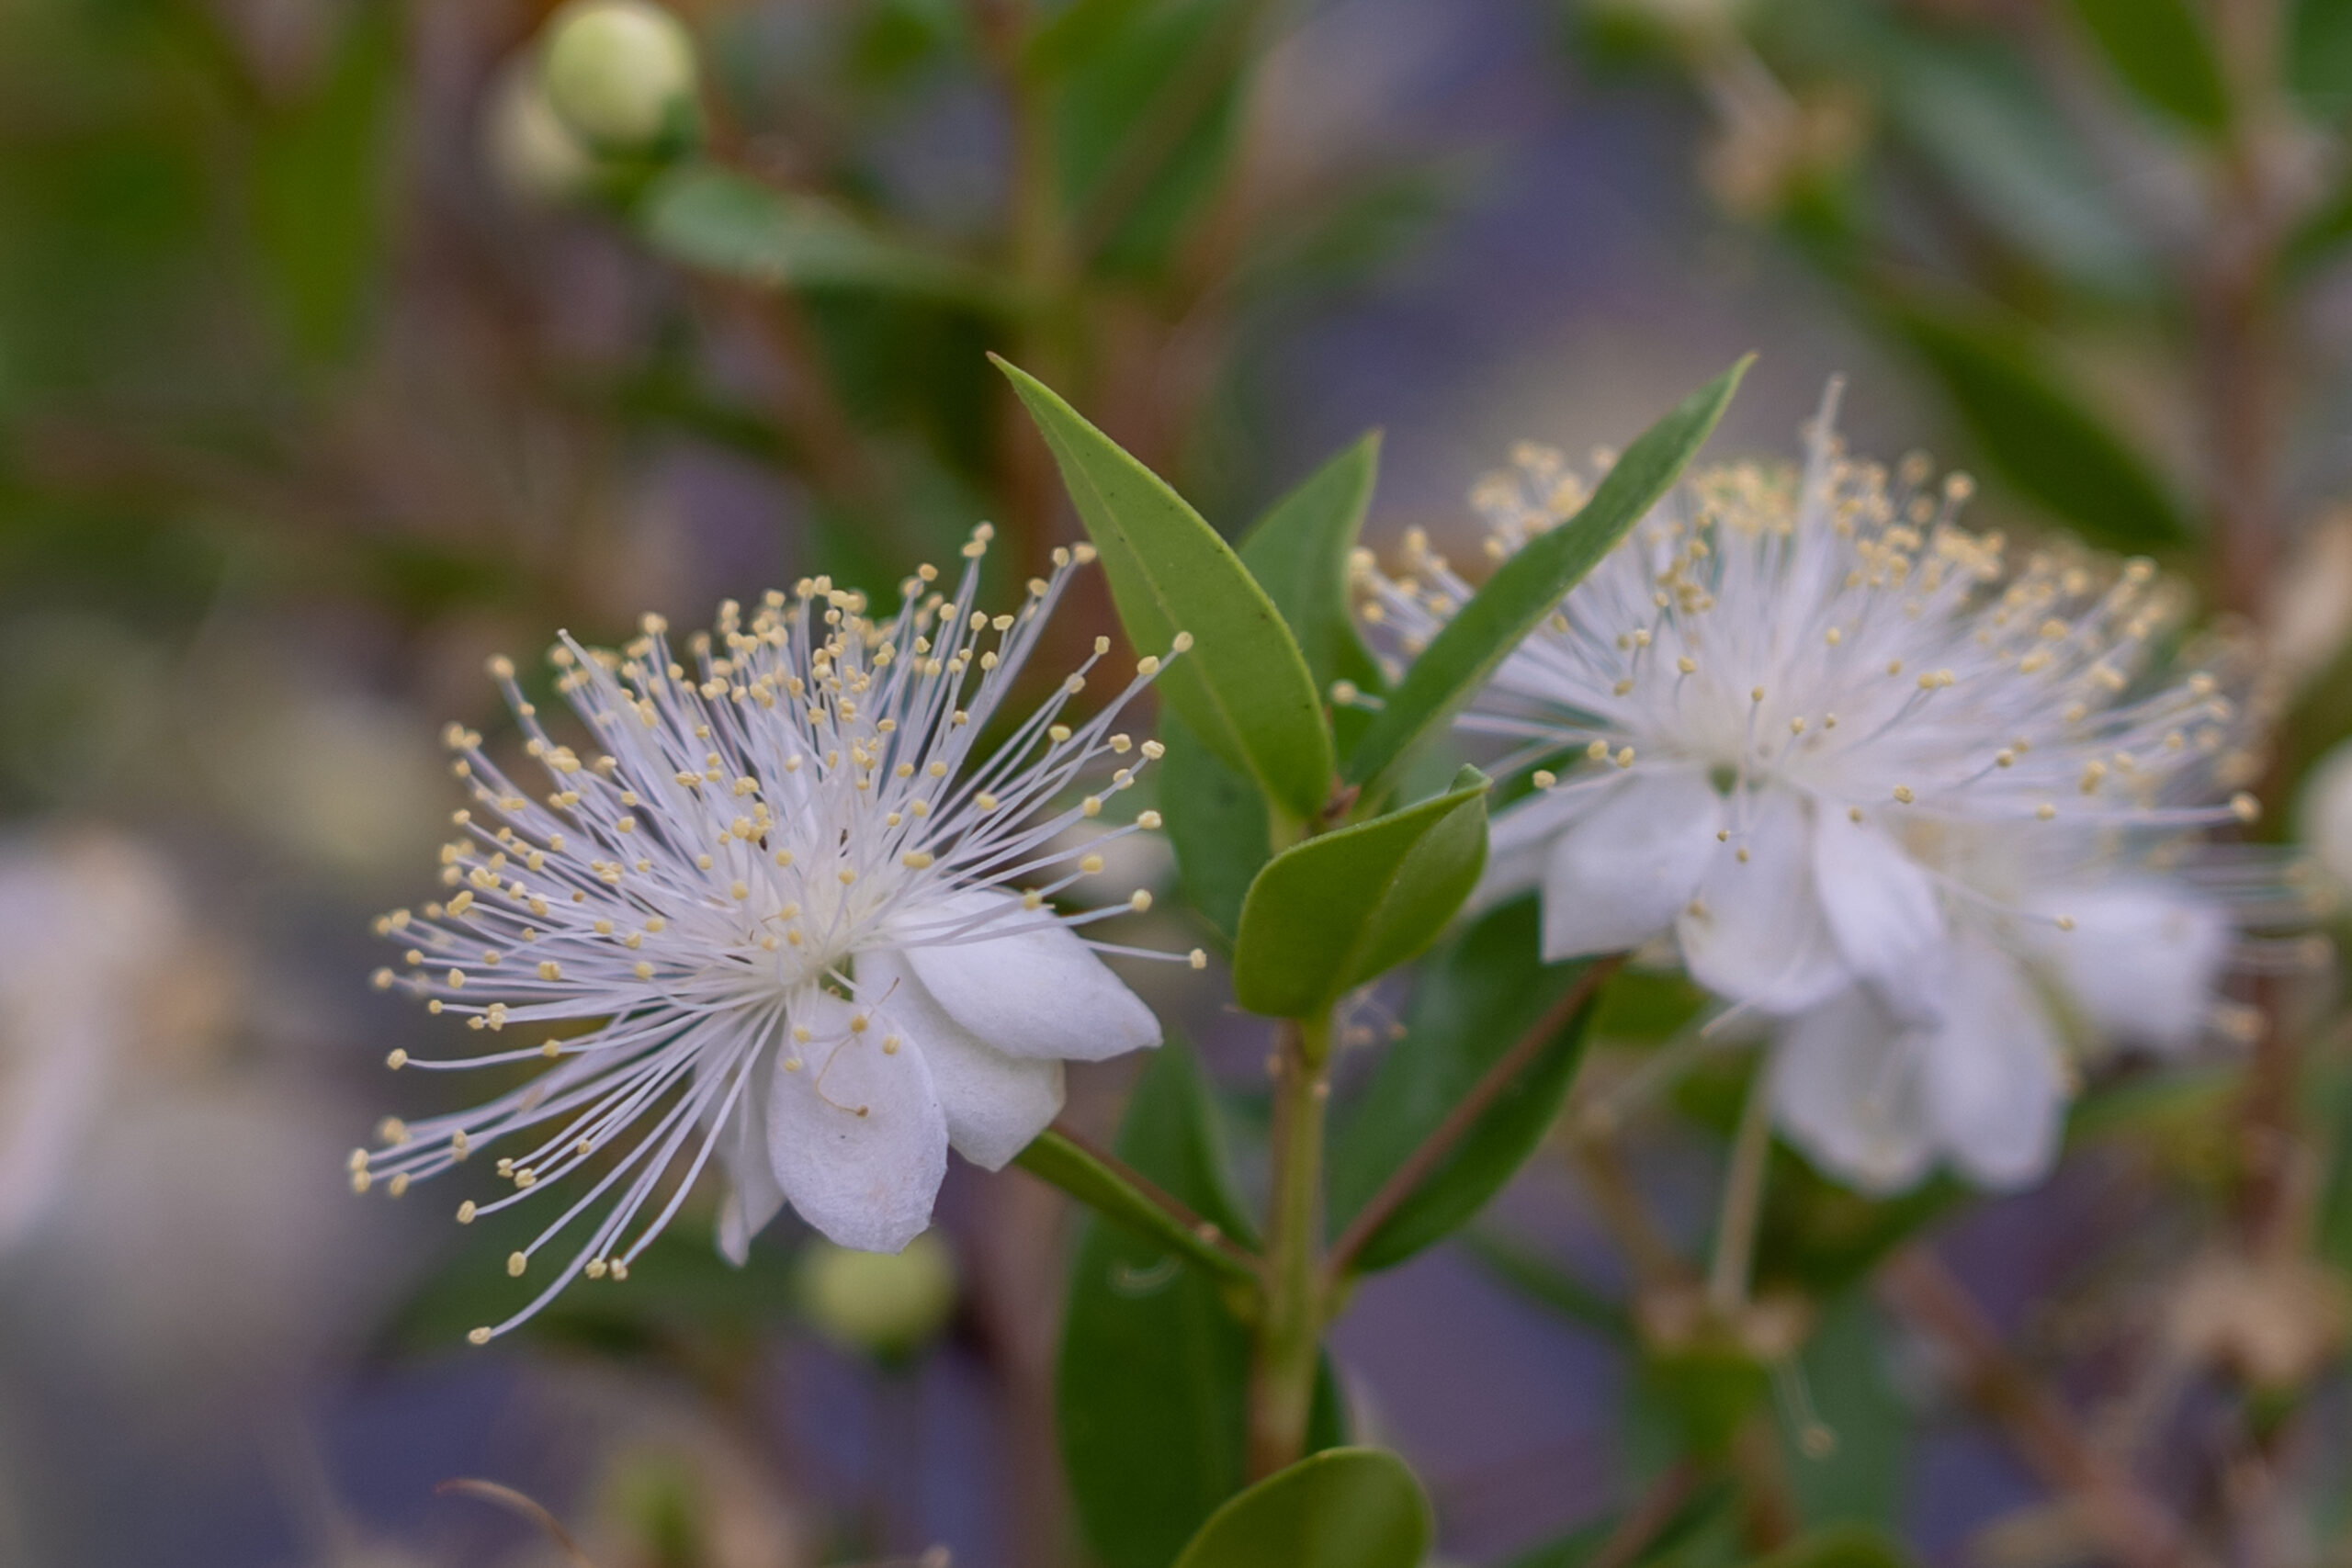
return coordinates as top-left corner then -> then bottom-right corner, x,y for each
2300,736 -> 2352,892
483,59 -> 598,209
0,830 -> 186,1252
361,536 -> 1190,1339
1361,382 -> 2279,1191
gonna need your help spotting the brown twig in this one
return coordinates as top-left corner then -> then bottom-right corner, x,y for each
1325,954 -> 1624,1280
1876,1248 -> 2197,1568
1587,1460 -> 1703,1568
435,1479 -> 601,1568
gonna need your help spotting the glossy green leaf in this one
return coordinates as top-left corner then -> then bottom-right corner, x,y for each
639,165 -> 998,303
2069,0 -> 2228,133
1885,299 -> 2193,551
1328,900 -> 1598,1271
1239,433 -> 1384,693
1170,1447 -> 1430,1568
2290,0 -> 2352,118
1159,706 -> 1272,945
1342,360 -> 1746,797
1016,1125 -> 1257,1286
1231,767 -> 1488,1018
1058,1043 -> 1260,1568
998,358 -> 1335,820
250,0 -> 399,360
1748,1525 -> 1915,1568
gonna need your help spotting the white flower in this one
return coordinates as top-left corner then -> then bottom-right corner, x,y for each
359,532 -> 1190,1339
1359,382 -> 2280,1191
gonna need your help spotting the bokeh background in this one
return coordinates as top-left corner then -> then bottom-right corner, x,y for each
5,0 -> 2352,1563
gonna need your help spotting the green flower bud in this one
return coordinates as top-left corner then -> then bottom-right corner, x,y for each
797,1231 -> 957,1361
539,0 -> 699,156
482,62 -> 598,208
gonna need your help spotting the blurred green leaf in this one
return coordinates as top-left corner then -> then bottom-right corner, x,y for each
640,165 -> 1000,303
1058,1043 -> 1257,1568
998,357 -> 1336,821
2290,0 -> 2352,118
2067,0 -> 2228,133
1160,706 -> 1272,946
1758,1146 -> 1963,1298
1342,360 -> 1746,797
1589,968 -> 1710,1043
1231,766 -> 1488,1018
1459,1226 -> 1632,1341
1779,1294 -> 1908,1532
1239,432 -> 1383,694
249,0 -> 400,361
1498,1479 -> 1741,1568
1328,900 -> 1598,1272
1883,299 -> 2193,550
1170,1447 -> 1430,1568
1016,1125 -> 1258,1285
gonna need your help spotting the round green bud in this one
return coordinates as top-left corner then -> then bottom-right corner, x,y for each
797,1231 -> 958,1360
539,0 -> 699,155
482,62 -> 597,208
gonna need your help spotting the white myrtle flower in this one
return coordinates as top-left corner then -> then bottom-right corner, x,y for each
357,530 -> 1193,1339
1357,382 -> 2290,1192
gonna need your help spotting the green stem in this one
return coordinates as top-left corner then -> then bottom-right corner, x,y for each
1247,1011 -> 1331,1478
1707,1059 -> 1774,1317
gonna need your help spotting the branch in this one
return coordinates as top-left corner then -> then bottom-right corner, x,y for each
1014,1123 -> 1261,1286
1876,1247 -> 2199,1568
1325,954 -> 1623,1280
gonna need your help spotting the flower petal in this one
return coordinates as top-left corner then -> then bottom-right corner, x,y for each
1676,787 -> 1847,1012
766,990 -> 948,1253
862,948 -> 1064,1171
1473,783 -> 1604,908
1919,938 -> 2066,1190
704,1046 -> 784,1266
2026,879 -> 2228,1055
1771,987 -> 1936,1196
1811,813 -> 1947,1020
899,889 -> 1161,1063
1533,766 -> 1724,961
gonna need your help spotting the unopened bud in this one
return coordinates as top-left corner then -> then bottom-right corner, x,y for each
540,0 -> 699,154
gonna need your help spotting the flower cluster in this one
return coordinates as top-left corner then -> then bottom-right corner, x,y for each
356,531 -> 1187,1339
1356,384 -> 2303,1193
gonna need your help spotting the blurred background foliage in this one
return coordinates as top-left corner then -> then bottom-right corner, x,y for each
1,0 -> 2351,1565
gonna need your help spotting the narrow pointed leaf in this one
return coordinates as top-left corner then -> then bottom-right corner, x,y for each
1239,432 -> 1384,692
1170,1447 -> 1429,1568
2069,0 -> 2228,134
1015,1126 -> 1257,1285
997,358 -> 1335,820
1231,768 -> 1487,1018
641,165 -> 1001,304
1159,707 -> 1272,945
1342,360 -> 1747,796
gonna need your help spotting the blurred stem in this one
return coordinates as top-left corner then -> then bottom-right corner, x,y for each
1706,1059 -> 1774,1316
1248,1011 -> 1331,1479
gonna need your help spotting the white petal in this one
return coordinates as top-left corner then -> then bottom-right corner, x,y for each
1472,784 -> 1603,908
1676,788 -> 1847,1012
1919,938 -> 2066,1190
899,889 -> 1161,1063
1811,814 -> 1947,1020
1533,767 -> 1724,960
1771,987 -> 1935,1196
702,1047 -> 784,1267
862,948 -> 1064,1171
766,990 -> 948,1253
2026,880 -> 2228,1055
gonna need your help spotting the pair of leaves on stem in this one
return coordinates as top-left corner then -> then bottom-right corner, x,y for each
996,355 -> 1748,1019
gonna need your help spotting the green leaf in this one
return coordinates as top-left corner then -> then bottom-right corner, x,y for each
1883,298 -> 2193,551
1779,1294 -> 1908,1532
1058,1043 -> 1258,1568
997,357 -> 1335,820
2290,0 -> 2352,118
639,165 -> 999,304
1498,1479 -> 1739,1568
1159,706 -> 1272,946
1170,1448 -> 1430,1568
1239,433 -> 1384,693
1230,767 -> 1488,1018
1342,360 -> 1747,797
1015,1124 -> 1258,1286
2069,0 -> 2229,133
1748,1525 -> 1916,1568
249,0 -> 399,360
1327,900 -> 1599,1271
1458,1227 -> 1632,1342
